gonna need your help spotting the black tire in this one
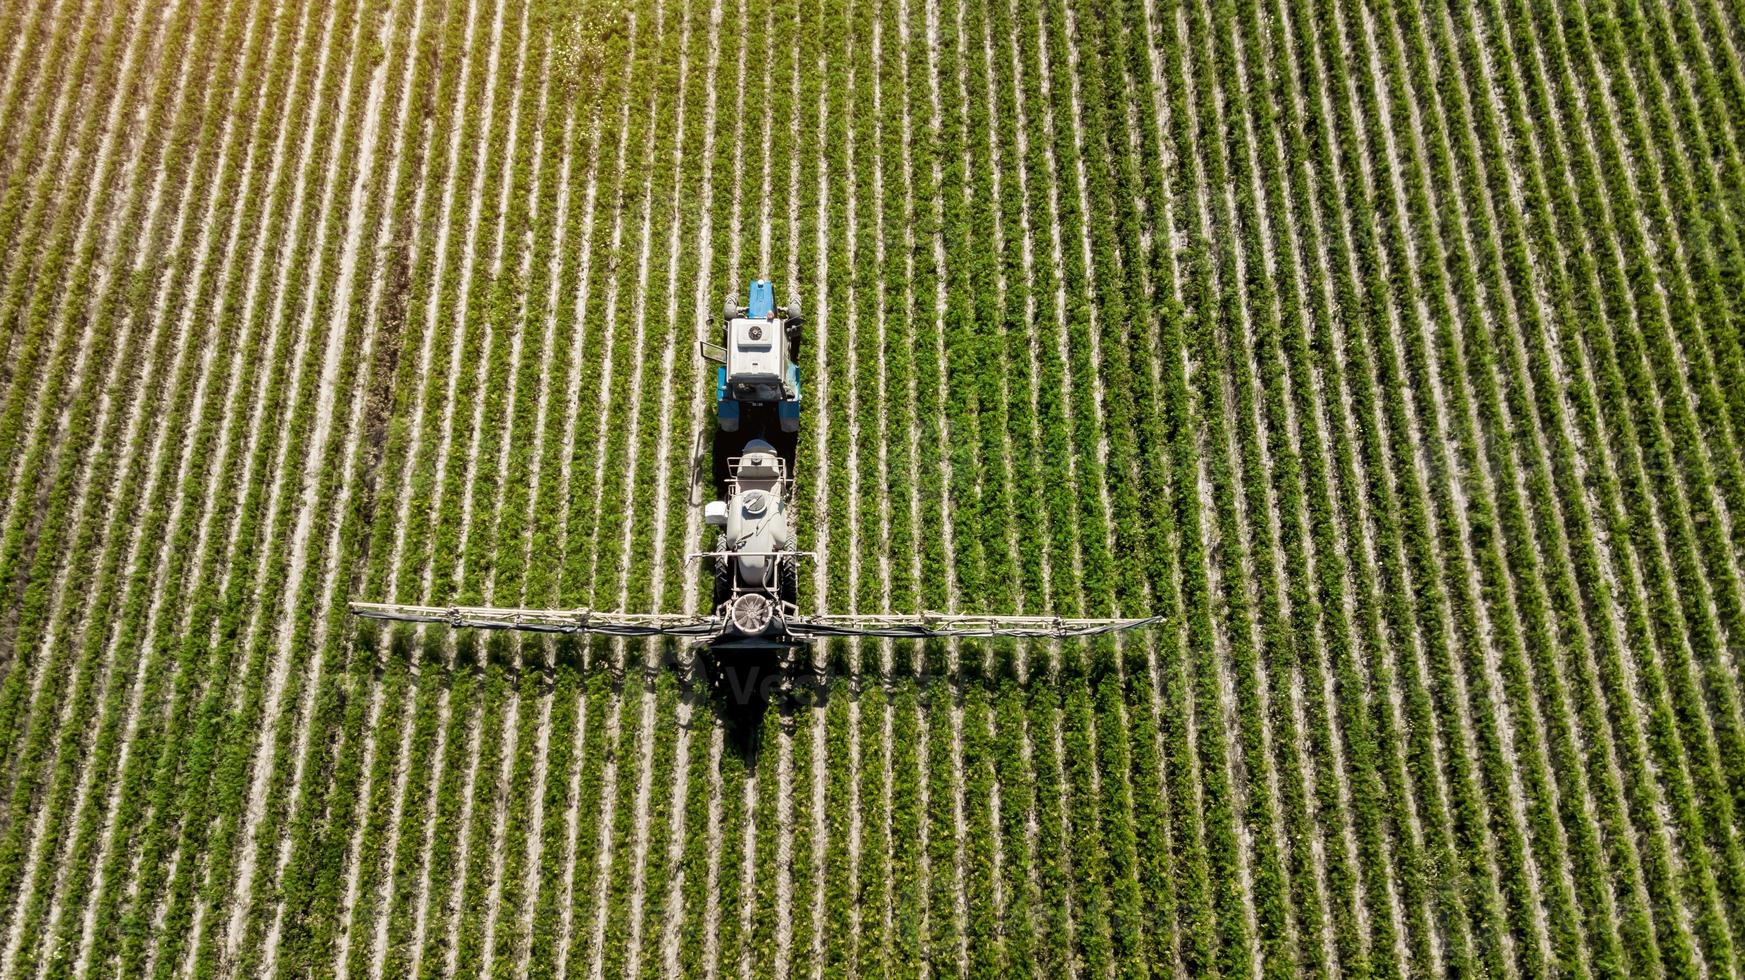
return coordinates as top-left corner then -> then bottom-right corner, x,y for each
779,556 -> 799,607
712,533 -> 732,608
784,293 -> 804,357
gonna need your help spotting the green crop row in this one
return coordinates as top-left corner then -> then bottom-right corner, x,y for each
16,1 -> 291,972
7,0 -> 1745,974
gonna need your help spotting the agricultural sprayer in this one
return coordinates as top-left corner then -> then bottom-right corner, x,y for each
349,279 -> 1160,653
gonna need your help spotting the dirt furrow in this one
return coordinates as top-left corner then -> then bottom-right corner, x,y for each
611,0 -> 694,966
142,0 -> 365,967
700,723 -> 726,979
1001,0 -> 1051,937
209,0 -> 410,958
326,0 -> 460,968
110,0 -> 331,965
1261,0 -> 1469,968
17,2 -> 285,964
665,1 -> 728,971
377,0 -> 504,971
776,718 -> 795,975
1169,5 -> 1267,969
1228,10 -> 1390,969
807,7 -> 833,623
495,40 -> 585,980
871,0 -> 897,621
403,5 -> 526,974
735,755 -> 757,977
830,0 -> 867,959
801,0 -> 835,968
658,680 -> 700,975
470,29 -> 560,980
68,2 -> 311,967
1400,0 -> 1646,963
0,0 -> 177,562
0,19 -> 214,964
253,3 -> 435,966
0,0 -> 178,797
544,5 -> 646,970
334,0 -> 486,969
1506,2 -> 1711,956
1574,0 -> 1745,731
1291,0 -> 1530,973
1334,0 -> 1567,969
0,0 -> 57,127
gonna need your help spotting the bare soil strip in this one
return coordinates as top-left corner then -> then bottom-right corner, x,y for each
578,8 -> 676,972
333,0 -> 487,971
68,1 -> 313,967
1334,0 -> 1567,969
1230,10 -> 1389,969
469,28 -> 560,980
254,5 -> 438,968
0,0 -> 177,569
1391,0 -> 1641,965
1290,2 -> 1531,974
19,3 -> 291,967
668,1 -> 732,972
113,0 -> 335,967
379,0 -> 505,971
495,43 -> 587,980
1504,1 -> 1714,958
212,0 -> 416,959
0,4 -> 215,955
1002,0 -> 1054,932
1170,4 -> 1266,967
540,14 -> 636,979
331,0 -> 493,969
413,0 -> 532,970
154,0 -> 375,967
0,0 -> 179,801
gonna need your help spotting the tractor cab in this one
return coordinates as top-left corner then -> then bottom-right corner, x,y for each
700,279 -> 802,433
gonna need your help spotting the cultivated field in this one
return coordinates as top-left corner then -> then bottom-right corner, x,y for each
1,0 -> 1744,974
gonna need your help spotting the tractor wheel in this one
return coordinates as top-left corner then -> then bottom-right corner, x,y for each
723,293 -> 741,321
712,533 -> 732,608
779,556 -> 799,607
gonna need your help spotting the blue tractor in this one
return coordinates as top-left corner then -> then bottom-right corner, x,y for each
700,279 -> 803,434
